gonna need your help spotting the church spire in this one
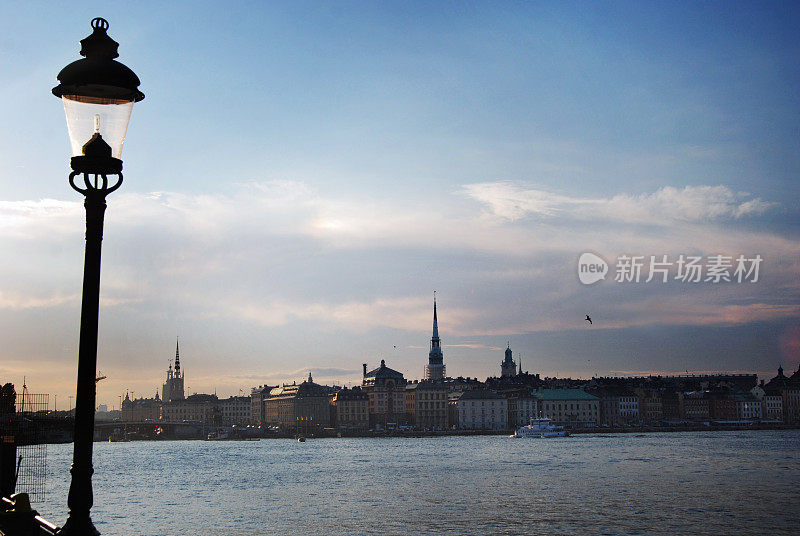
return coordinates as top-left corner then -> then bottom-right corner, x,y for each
426,292 -> 445,380
174,337 -> 181,376
432,292 -> 439,341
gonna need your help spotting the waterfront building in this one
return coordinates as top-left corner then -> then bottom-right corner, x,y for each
362,360 -> 408,428
785,365 -> 800,424
120,391 -> 161,422
762,386 -> 784,421
405,382 -> 415,422
500,345 -> 516,378
218,395 -> 251,426
758,367 -> 788,421
594,388 -> 639,426
330,386 -> 369,430
707,390 -> 737,420
456,389 -> 507,430
506,391 -> 536,428
734,391 -> 761,420
264,373 -> 332,433
534,389 -> 600,426
661,390 -> 684,421
635,388 -> 663,423
162,393 -> 219,425
250,385 -> 275,426
447,391 -> 461,428
425,297 -> 446,380
406,380 -> 448,430
162,339 -> 185,403
683,391 -> 711,421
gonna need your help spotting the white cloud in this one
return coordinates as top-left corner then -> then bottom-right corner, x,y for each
1,179 -> 798,408
462,181 -> 777,224
0,198 -> 82,238
0,290 -> 78,310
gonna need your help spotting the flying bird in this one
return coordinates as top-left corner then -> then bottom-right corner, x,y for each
585,314 -> 592,325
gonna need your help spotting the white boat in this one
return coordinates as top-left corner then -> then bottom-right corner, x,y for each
512,418 -> 569,438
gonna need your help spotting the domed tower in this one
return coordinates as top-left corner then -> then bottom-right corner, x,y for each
425,294 -> 445,380
501,344 -> 516,378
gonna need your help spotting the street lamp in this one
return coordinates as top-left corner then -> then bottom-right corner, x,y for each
52,17 -> 143,535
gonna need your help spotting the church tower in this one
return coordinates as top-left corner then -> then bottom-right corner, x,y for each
162,338 -> 185,402
501,344 -> 517,378
425,294 -> 446,380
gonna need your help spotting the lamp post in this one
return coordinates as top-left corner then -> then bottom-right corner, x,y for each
52,18 -> 143,535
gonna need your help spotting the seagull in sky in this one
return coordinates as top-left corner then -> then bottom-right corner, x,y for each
585,314 -> 593,325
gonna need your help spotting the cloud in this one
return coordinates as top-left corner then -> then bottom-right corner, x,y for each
0,198 -> 82,238
445,343 -> 504,351
218,295 -> 484,336
1,179 -> 798,407
462,181 -> 777,224
0,290 -> 78,310
200,367 -> 360,384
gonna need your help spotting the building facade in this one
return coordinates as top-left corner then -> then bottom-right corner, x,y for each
331,387 -> 369,430
785,365 -> 800,424
264,373 -> 332,433
683,392 -> 711,421
596,389 -> 639,426
120,391 -> 161,422
734,392 -> 761,420
250,385 -> 272,426
408,380 -> 448,430
636,388 -> 663,423
758,368 -> 788,421
507,392 -> 536,428
535,389 -> 600,426
162,393 -> 219,425
218,395 -> 251,426
457,389 -> 507,430
362,360 -> 408,428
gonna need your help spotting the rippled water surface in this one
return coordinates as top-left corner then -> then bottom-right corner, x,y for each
36,430 -> 799,535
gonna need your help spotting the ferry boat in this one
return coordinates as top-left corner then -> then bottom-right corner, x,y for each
511,418 -> 569,438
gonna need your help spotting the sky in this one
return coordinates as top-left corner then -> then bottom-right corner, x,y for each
1,1 -> 798,409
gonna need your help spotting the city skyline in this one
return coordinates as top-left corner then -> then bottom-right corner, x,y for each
1,2 -> 799,408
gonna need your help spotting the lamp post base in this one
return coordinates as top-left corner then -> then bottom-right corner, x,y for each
57,515 -> 100,536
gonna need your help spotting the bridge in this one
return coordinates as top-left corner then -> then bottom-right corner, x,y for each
93,420 -> 207,440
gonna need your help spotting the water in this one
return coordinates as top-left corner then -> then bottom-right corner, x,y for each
36,430 -> 799,536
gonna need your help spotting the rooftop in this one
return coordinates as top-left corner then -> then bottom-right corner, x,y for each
534,389 -> 598,401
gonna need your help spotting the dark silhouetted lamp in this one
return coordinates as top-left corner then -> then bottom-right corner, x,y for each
52,17 -> 143,536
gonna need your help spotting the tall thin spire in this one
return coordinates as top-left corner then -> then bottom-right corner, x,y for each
426,292 -> 445,380
174,337 -> 181,375
432,292 -> 439,341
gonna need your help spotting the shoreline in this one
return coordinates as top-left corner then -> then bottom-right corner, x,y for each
70,422 -> 799,443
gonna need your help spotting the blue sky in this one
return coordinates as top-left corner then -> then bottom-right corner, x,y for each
1,1 -> 798,407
